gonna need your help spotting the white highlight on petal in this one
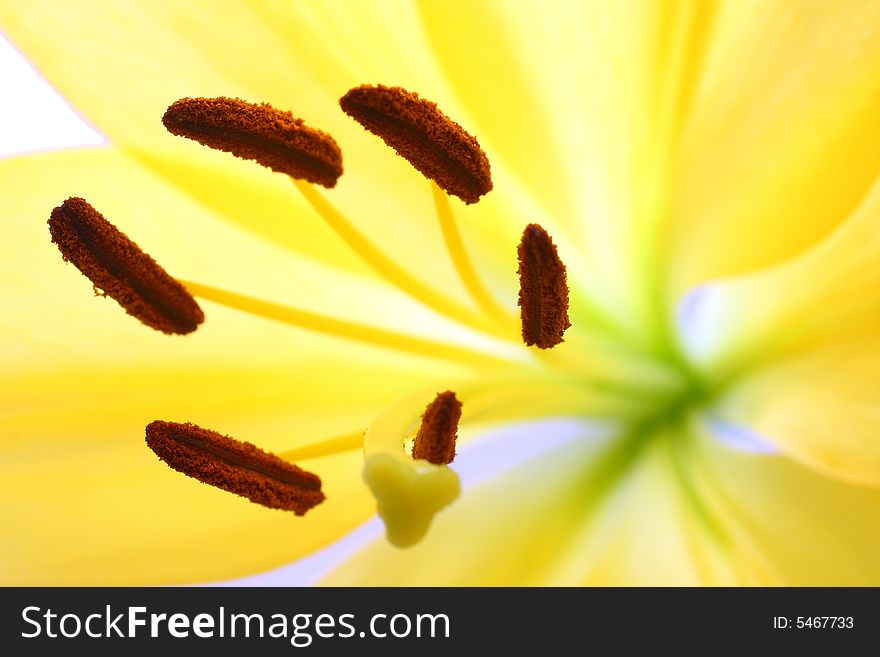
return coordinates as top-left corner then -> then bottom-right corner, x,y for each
675,284 -> 738,367
212,417 -> 611,586
705,416 -> 779,454
0,32 -> 104,157
452,417 -> 613,488
676,285 -> 712,359
209,518 -> 385,588
676,284 -> 708,330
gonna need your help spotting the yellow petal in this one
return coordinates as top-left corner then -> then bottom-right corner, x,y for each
678,170 -> 880,485
669,0 -> 880,291
1,365 -> 382,585
550,431 -> 744,587
680,173 -> 880,375
0,0 -> 353,150
689,427 -> 880,585
714,338 -> 880,488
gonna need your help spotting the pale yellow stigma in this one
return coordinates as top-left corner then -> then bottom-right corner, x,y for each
362,391 -> 464,548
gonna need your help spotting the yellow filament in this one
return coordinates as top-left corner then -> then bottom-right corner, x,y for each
279,431 -> 364,461
180,280 -> 513,368
294,179 -> 510,339
430,182 -> 513,326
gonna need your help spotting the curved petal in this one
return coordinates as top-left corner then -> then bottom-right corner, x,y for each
689,427 -> 880,585
677,168 -> 880,485
680,173 -> 880,374
669,0 -> 880,291
712,339 -> 880,488
0,0 -> 362,149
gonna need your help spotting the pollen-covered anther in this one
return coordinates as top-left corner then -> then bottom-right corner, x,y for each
48,197 -> 204,335
517,223 -> 571,349
145,420 -> 325,515
340,84 -> 492,204
162,97 -> 343,188
412,391 -> 462,465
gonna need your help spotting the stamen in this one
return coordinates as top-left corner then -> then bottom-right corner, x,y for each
145,420 -> 324,515
412,390 -> 462,465
293,180 -> 512,339
180,279 -> 517,368
340,85 -> 492,204
517,224 -> 571,349
279,431 -> 364,461
430,182 -> 512,325
162,97 -> 343,188
48,197 -> 204,335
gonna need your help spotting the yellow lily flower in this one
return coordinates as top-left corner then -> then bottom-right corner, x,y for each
2,0 -> 880,586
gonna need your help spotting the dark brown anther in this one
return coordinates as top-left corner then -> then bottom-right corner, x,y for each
162,97 -> 343,188
340,85 -> 492,204
145,420 -> 325,515
517,223 -> 571,349
49,197 -> 204,335
412,391 -> 462,465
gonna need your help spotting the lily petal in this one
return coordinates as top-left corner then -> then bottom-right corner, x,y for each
669,0 -> 880,292
714,339 -> 880,488
690,428 -> 880,585
1,364 -> 408,585
680,173 -> 880,374
677,170 -> 880,484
